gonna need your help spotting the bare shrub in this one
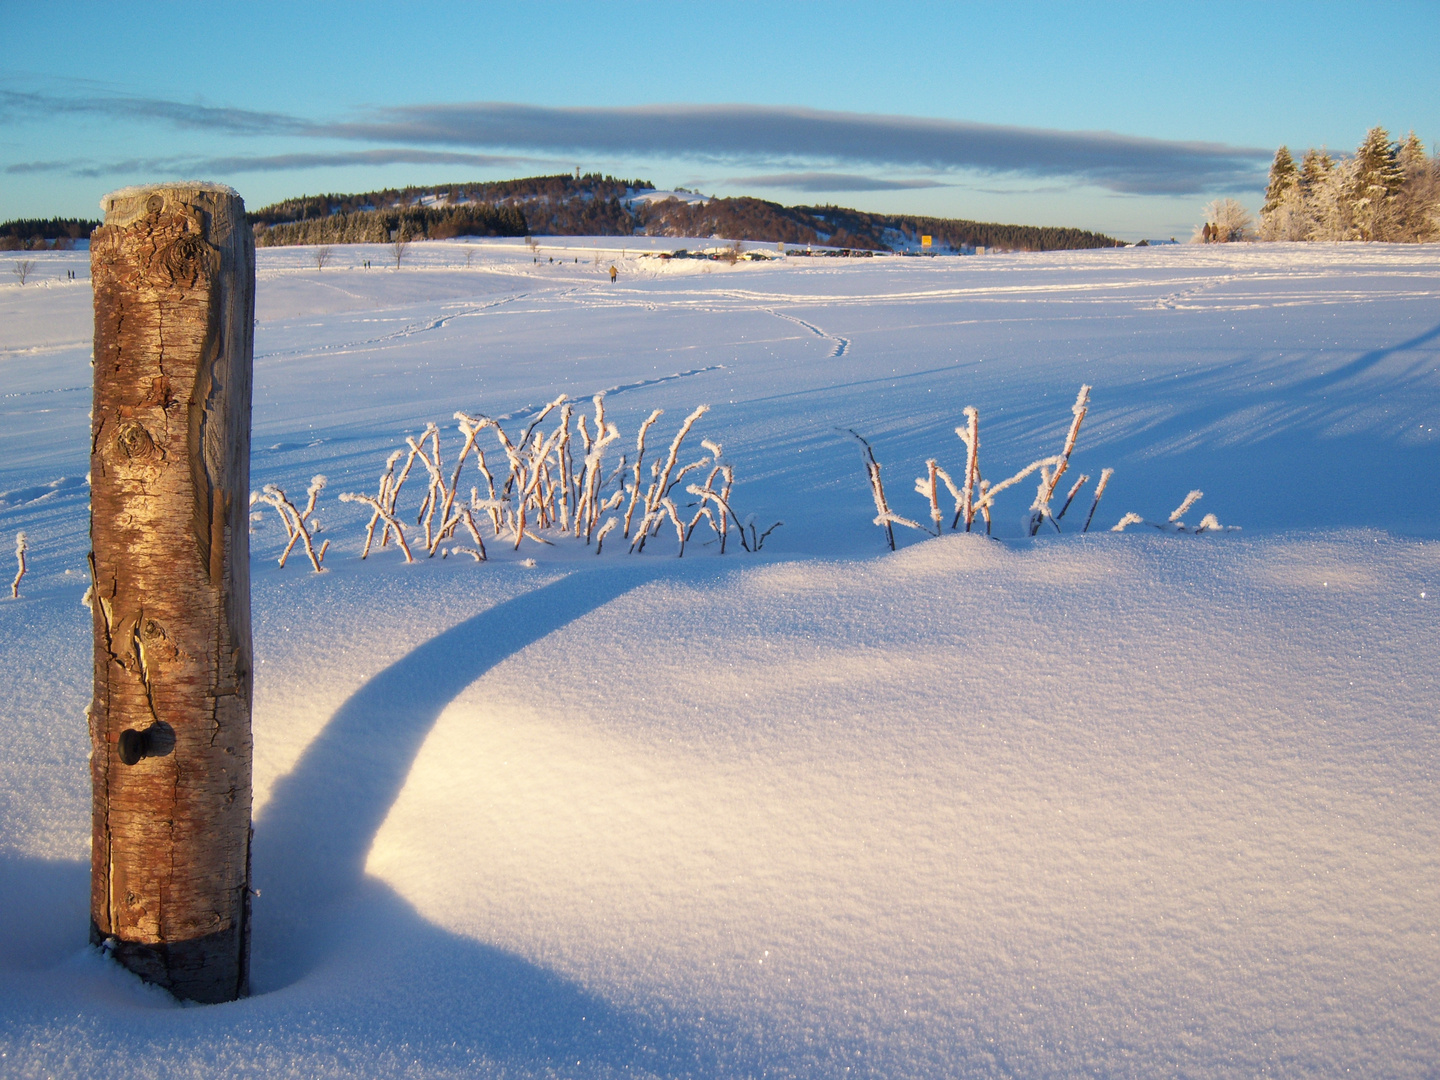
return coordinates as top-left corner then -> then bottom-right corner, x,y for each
337,395 -> 775,560
391,230 -> 410,269
1110,490 -> 1237,534
13,260 -> 36,285
849,386 -> 1140,546
314,245 -> 333,270
250,477 -> 330,571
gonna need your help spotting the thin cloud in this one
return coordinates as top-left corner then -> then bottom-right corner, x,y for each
6,149 -> 534,179
0,88 -> 305,136
3,90 -> 1271,196
332,103 -> 1272,195
727,172 -> 950,192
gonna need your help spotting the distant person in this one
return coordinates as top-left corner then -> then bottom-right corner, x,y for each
609,264 -> 618,282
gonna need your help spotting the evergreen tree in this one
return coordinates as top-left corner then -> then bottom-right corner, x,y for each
1262,146 -> 1298,215
1347,126 -> 1402,240
1298,148 -> 1343,240
1393,132 -> 1439,242
1260,146 -> 1304,240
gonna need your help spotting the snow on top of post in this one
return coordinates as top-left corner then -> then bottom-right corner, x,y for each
99,182 -> 245,226
100,181 -> 241,209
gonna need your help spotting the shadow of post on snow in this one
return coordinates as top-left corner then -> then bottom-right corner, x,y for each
247,565 -> 785,1074
252,566 -> 649,975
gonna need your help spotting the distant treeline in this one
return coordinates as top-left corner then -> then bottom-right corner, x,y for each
0,217 -> 100,250
639,197 -> 1120,252
4,173 -> 1119,256
248,173 -> 1122,253
1260,126 -> 1439,242
248,173 -> 653,225
254,203 -> 529,246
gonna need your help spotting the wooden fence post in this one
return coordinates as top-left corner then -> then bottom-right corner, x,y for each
88,183 -> 254,1002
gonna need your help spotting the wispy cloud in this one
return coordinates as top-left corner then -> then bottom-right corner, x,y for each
333,103 -> 1271,195
2,90 -> 1270,195
0,89 -> 306,136
6,148 -> 534,179
726,172 -> 950,192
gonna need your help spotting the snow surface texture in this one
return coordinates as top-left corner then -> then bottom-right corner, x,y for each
0,240 -> 1436,1078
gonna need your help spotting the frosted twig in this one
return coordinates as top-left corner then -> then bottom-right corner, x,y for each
1169,489 -> 1204,523
555,404 -> 574,533
1114,492 -> 1236,535
647,405 -> 709,520
1028,384 -> 1090,536
594,517 -> 618,555
660,497 -> 687,556
339,492 -> 413,562
975,456 -> 1063,514
1055,474 -> 1090,523
913,460 -> 943,535
846,428 -> 924,550
1082,468 -> 1113,533
354,450 -> 403,557
1194,513 -> 1223,532
1111,512 -> 1144,533
954,406 -> 980,530
250,477 -> 329,571
624,409 -> 661,538
11,532 -> 26,598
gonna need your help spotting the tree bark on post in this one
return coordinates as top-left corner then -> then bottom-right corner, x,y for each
88,183 -> 254,1003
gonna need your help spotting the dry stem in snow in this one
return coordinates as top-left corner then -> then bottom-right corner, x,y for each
1083,468 -> 1114,533
250,478 -> 330,571
11,532 -> 26,598
846,429 -> 924,550
914,460 -> 944,535
954,406 -> 980,530
632,405 -> 712,553
1055,473 -> 1091,524
336,395 -> 769,561
1111,512 -> 1145,533
854,385 -> 1133,547
1111,490 -> 1239,534
1026,385 -> 1090,535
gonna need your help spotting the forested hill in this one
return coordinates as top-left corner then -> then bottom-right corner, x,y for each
639,197 -> 1121,252
247,173 -> 1121,252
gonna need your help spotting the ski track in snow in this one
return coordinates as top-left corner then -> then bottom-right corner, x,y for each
257,294 -> 524,359
766,308 -> 850,357
494,365 -> 726,422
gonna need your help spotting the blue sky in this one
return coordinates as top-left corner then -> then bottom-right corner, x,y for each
2,0 -> 1437,240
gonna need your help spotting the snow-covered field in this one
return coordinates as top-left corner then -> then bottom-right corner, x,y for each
1,239 -> 1436,1078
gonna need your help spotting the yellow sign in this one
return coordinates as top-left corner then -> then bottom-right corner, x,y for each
921,235 -> 932,248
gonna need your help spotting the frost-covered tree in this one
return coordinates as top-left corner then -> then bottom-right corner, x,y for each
1260,128 -> 1440,243
1197,198 -> 1253,242
1262,147 -> 1297,215
1347,126 -> 1403,240
1297,148 -> 1346,240
1393,132 -> 1439,242
1260,147 -> 1306,240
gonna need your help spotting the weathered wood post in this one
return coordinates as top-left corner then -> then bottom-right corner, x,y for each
88,183 -> 254,1002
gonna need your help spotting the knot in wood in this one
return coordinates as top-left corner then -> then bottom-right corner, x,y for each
146,194 -> 164,215
160,234 -> 217,286
115,420 -> 157,461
